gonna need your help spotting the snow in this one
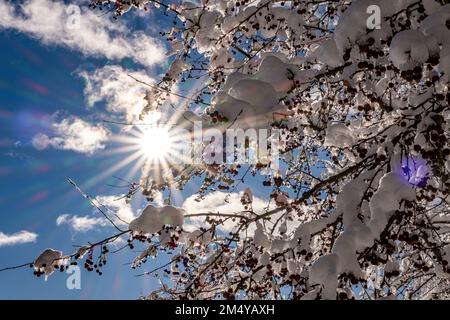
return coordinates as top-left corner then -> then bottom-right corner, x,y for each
229,79 -> 278,111
389,30 -> 430,70
209,54 -> 313,129
309,253 -> 340,300
270,239 -> 289,254
333,0 -> 395,54
129,205 -> 185,235
332,220 -> 373,277
165,57 -> 188,82
253,222 -> 270,248
306,169 -> 416,297
132,245 -> 157,269
241,187 -> 253,205
324,123 -> 355,148
34,248 -> 63,279
186,229 -> 214,245
254,55 -> 299,92
274,192 -> 289,207
384,259 -> 400,274
313,39 -> 343,68
368,172 -> 415,235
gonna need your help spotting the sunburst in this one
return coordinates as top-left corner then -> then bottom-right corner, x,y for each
138,126 -> 174,161
107,112 -> 194,186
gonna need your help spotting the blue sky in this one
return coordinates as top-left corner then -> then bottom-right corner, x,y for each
0,31 -> 152,300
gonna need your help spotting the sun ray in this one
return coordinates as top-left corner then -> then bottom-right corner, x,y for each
104,110 -> 207,195
124,155 -> 147,183
101,144 -> 141,156
86,150 -> 144,188
138,126 -> 173,161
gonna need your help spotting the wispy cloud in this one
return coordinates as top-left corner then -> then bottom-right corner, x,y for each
94,195 -> 136,224
56,195 -> 135,232
32,116 -> 110,154
0,0 -> 165,67
56,214 -> 108,232
0,230 -> 38,247
78,65 -> 156,122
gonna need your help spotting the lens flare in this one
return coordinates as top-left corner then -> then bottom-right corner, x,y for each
139,127 -> 173,161
395,156 -> 429,188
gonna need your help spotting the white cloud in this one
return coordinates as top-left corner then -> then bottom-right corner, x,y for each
78,65 -> 185,122
152,191 -> 165,207
183,191 -> 270,215
56,195 -> 135,232
0,230 -> 38,247
182,191 -> 297,238
56,214 -> 108,232
78,65 -> 156,122
0,0 -> 165,68
32,116 -> 110,154
31,133 -> 53,151
182,191 -> 272,232
95,195 -> 136,224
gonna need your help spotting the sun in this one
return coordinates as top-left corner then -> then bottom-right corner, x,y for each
100,112 -> 193,185
138,126 -> 173,161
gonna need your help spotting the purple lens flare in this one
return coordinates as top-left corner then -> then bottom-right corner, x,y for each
395,156 -> 429,188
